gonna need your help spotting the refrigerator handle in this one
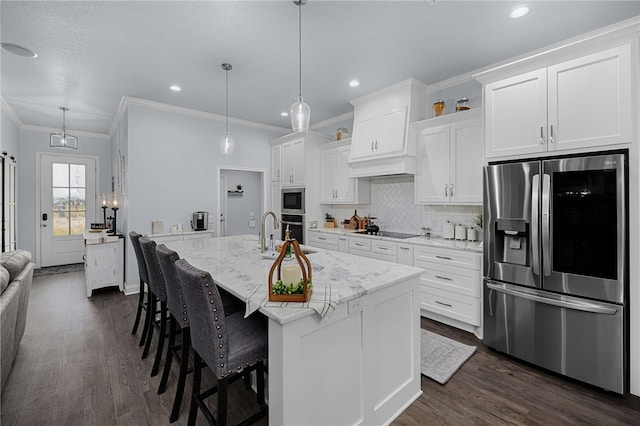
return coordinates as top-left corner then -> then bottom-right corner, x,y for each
485,281 -> 618,315
542,174 -> 551,276
531,174 -> 540,275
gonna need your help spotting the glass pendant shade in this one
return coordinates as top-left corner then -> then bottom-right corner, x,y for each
50,106 -> 78,149
219,131 -> 235,155
290,96 -> 310,132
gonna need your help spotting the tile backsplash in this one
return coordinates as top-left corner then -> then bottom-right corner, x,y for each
323,175 -> 482,238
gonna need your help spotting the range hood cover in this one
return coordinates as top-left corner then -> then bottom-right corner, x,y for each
348,154 -> 416,178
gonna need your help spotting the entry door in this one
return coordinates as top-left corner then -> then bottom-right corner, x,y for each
39,154 -> 97,266
219,175 -> 227,237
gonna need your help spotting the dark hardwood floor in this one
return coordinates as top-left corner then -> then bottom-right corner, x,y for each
2,271 -> 639,425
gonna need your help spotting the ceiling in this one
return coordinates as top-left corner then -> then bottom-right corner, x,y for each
1,1 -> 639,136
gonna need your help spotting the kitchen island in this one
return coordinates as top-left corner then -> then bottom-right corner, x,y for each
164,234 -> 424,425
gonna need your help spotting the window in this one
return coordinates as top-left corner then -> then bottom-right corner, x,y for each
52,163 -> 86,236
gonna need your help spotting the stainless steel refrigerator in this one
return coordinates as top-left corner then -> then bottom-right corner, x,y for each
483,151 -> 627,393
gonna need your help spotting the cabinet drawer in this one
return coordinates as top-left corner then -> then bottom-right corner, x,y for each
420,285 -> 480,326
349,237 -> 371,252
372,240 -> 397,257
307,233 -> 339,251
414,246 -> 479,270
419,262 -> 480,298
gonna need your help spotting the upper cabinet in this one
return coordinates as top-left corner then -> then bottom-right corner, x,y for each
281,138 -> 306,187
349,78 -> 427,177
320,139 -> 370,204
415,110 -> 483,205
271,144 -> 282,181
484,44 -> 633,159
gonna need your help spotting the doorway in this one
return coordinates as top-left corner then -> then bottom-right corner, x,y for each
217,167 -> 267,238
37,153 -> 98,267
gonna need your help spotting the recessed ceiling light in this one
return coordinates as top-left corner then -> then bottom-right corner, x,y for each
349,80 -> 360,88
510,6 -> 529,19
1,42 -> 37,58
169,85 -> 181,92
281,112 -> 289,117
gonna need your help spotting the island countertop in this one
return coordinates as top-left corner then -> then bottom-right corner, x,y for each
163,234 -> 425,325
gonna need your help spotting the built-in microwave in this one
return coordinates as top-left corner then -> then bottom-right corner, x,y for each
282,188 -> 305,214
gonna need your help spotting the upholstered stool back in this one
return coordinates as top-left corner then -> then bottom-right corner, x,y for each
139,237 -> 166,302
156,244 -> 188,328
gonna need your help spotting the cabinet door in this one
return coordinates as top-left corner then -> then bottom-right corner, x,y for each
271,145 -> 282,181
376,107 -> 408,155
350,116 -> 378,160
450,120 -> 483,204
282,139 -> 305,187
398,244 -> 413,266
415,126 -> 450,204
338,236 -> 349,253
320,149 -> 338,203
485,69 -> 547,158
334,146 -> 355,203
548,44 -> 632,151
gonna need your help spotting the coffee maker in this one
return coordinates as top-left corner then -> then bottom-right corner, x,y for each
191,211 -> 209,231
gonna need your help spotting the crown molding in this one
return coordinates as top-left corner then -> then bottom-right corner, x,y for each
1,97 -> 24,128
310,111 -> 354,131
110,96 -> 291,137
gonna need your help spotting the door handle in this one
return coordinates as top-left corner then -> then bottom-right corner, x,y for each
549,125 -> 554,143
540,126 -> 544,145
531,174 -> 540,276
542,173 -> 551,276
42,213 -> 48,220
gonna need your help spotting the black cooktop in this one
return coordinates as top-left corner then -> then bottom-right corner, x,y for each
355,230 -> 419,239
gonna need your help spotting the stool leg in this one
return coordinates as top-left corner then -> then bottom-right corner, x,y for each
257,361 -> 265,406
170,327 -> 190,423
139,287 -> 151,347
217,377 -> 228,426
142,294 -> 156,359
151,301 -> 168,376
187,351 -> 202,426
131,278 -> 145,335
158,315 -> 176,394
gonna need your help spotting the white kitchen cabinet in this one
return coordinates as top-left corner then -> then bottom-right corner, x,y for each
397,244 -> 413,266
320,140 -> 370,204
281,138 -> 305,187
337,236 -> 349,253
348,78 -> 427,177
307,232 -> 339,251
415,110 -> 483,204
348,236 -> 397,263
485,44 -> 632,159
84,236 -> 124,297
414,245 -> 481,333
271,144 -> 282,181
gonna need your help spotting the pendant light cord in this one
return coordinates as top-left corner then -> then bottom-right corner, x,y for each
225,68 -> 229,133
298,1 -> 302,99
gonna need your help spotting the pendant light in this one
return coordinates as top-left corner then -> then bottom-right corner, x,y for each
290,0 -> 310,132
219,63 -> 235,155
50,107 -> 78,149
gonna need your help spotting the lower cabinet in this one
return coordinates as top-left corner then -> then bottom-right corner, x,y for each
413,246 -> 482,337
307,232 -> 340,251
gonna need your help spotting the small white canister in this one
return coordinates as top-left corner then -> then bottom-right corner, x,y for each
467,227 -> 478,242
443,222 -> 455,240
152,220 -> 164,234
455,224 -> 467,240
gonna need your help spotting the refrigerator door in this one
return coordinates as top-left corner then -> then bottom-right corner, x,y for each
484,279 -> 625,393
542,153 -> 626,303
483,161 -> 541,288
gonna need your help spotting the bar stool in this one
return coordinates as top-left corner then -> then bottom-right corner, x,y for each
174,259 -> 268,426
139,237 -> 169,376
129,231 -> 149,346
156,244 -> 191,422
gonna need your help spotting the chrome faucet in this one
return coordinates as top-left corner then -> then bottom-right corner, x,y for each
260,211 -> 280,253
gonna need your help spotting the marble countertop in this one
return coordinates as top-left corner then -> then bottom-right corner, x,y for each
308,227 -> 483,253
163,235 -> 424,325
149,229 -> 214,238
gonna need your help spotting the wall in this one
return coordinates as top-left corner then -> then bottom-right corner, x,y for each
17,128 -> 112,261
1,106 -> 20,158
122,103 -> 282,291
323,175 -> 482,237
220,169 -> 262,236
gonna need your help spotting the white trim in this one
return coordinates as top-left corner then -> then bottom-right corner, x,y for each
310,111 -> 354,131
0,97 -> 24,128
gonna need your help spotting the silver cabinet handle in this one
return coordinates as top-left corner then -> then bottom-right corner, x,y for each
444,184 -> 448,197
375,140 -> 378,151
354,243 -> 364,247
378,246 -> 388,251
399,247 -> 410,251
540,126 -> 544,145
435,300 -> 453,308
435,255 -> 452,260
549,125 -> 554,143
318,237 -> 326,241
542,173 -> 551,276
450,184 -> 454,197
531,174 -> 540,276
371,141 -> 374,151
435,275 -> 452,281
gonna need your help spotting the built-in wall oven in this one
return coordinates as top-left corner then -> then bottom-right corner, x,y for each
281,214 -> 304,245
282,188 -> 305,215
483,151 -> 628,393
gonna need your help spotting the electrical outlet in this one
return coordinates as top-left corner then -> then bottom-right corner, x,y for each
348,298 -> 362,314
248,219 -> 256,228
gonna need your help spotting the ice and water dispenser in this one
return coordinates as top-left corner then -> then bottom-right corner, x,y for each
490,218 -> 537,287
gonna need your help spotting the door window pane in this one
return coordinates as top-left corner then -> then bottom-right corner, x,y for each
552,169 -> 616,279
51,163 -> 87,236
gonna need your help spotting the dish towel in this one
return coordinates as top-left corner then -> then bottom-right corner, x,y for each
245,285 -> 339,320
